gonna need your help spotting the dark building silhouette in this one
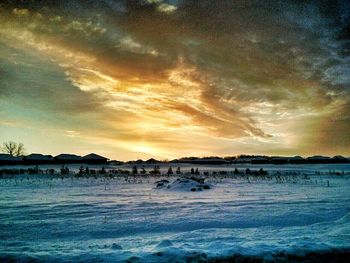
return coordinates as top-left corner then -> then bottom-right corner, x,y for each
271,157 -> 289,165
332,156 -> 348,163
307,156 -> 331,164
251,157 -> 270,164
55,154 -> 83,164
82,153 -> 108,164
0,154 -> 23,165
24,154 -> 54,164
145,158 -> 162,164
289,156 -> 307,164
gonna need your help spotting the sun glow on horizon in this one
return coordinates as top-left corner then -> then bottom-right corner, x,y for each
0,2 -> 349,160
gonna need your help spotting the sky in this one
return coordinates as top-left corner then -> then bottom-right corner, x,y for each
0,0 -> 349,160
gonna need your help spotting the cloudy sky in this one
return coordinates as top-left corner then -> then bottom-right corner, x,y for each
0,0 -> 349,160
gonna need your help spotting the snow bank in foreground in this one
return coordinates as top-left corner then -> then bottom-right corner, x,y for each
0,172 -> 350,262
155,177 -> 211,191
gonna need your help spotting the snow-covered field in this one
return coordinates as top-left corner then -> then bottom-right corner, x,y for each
1,164 -> 350,262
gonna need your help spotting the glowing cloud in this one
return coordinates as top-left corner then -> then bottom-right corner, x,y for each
0,1 -> 349,159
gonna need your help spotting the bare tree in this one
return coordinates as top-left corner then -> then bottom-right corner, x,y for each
1,141 -> 25,156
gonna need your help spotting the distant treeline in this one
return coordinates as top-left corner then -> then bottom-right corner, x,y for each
169,155 -> 350,165
1,153 -> 350,166
125,155 -> 350,165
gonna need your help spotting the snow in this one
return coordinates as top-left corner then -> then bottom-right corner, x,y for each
1,164 -> 350,262
157,177 -> 211,191
1,162 -> 350,174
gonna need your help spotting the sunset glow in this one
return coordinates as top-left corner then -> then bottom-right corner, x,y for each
0,1 -> 349,160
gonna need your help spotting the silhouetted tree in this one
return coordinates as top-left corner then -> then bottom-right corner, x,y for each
176,167 -> 181,174
167,166 -> 173,175
154,165 -> 160,175
259,168 -> 267,175
132,166 -> 138,174
149,165 -> 160,175
1,141 -> 25,156
78,166 -> 84,176
60,165 -> 69,175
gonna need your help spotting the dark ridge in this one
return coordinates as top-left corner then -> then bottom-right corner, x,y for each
1,153 -> 350,166
1,248 -> 350,263
208,248 -> 350,263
